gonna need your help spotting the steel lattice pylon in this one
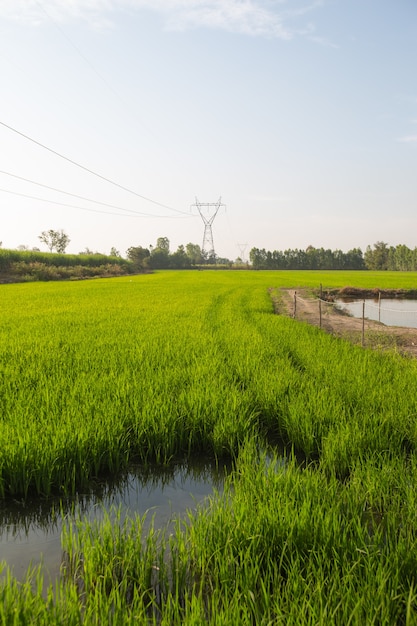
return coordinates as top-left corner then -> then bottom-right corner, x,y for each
237,243 -> 248,263
191,197 -> 225,260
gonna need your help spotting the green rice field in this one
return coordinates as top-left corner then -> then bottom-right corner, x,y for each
2,270 -> 417,624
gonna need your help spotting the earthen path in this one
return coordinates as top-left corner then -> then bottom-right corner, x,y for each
274,288 -> 417,358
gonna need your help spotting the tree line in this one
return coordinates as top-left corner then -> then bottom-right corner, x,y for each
249,245 -> 365,270
0,233 -> 231,282
22,231 -> 231,268
363,242 -> 417,271
126,238 -> 232,270
8,229 -> 417,272
249,242 -> 417,271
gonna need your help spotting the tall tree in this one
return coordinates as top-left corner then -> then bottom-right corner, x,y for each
126,246 -> 150,270
155,237 -> 170,253
364,242 -> 389,270
150,237 -> 170,269
185,243 -> 203,265
38,229 -> 70,253
170,245 -> 191,268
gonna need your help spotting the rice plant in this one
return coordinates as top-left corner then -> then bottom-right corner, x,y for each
2,269 -> 417,623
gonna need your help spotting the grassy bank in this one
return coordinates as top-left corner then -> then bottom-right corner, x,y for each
2,270 -> 417,623
0,248 -> 133,282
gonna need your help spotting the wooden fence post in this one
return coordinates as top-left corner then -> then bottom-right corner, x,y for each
293,291 -> 297,319
362,300 -> 365,347
319,298 -> 322,329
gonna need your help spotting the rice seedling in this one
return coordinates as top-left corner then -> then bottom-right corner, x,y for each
2,269 -> 417,622
4,441 -> 414,624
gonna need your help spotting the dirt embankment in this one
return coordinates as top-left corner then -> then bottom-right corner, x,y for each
324,286 -> 417,301
273,288 -> 417,359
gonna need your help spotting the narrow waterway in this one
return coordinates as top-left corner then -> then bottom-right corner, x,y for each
0,459 -> 229,587
335,298 -> 417,329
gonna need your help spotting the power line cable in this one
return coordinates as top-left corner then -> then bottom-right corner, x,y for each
0,120 -> 190,215
0,188 -> 182,218
34,0 -> 125,106
34,0 -> 179,166
0,170 -> 189,218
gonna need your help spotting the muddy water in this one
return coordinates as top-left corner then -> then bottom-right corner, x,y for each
336,298 -> 417,329
0,460 -> 229,586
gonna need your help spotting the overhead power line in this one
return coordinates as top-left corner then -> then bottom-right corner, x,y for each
0,188 -> 136,217
0,188 -> 186,219
0,120 -> 189,216
0,170 -> 188,218
34,0 -> 123,105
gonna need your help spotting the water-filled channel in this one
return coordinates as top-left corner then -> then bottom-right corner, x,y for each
335,298 -> 417,329
0,459 -> 229,586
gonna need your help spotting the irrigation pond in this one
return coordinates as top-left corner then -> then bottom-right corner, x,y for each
3,270 -> 417,624
337,297 -> 417,328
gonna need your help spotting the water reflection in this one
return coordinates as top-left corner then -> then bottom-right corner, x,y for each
0,459 -> 230,585
336,298 -> 417,329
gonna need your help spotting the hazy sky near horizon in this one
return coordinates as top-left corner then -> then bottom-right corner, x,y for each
1,0 -> 416,260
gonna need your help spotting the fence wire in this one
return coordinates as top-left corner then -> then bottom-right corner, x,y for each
345,300 -> 417,329
288,292 -> 417,348
293,294 -> 417,328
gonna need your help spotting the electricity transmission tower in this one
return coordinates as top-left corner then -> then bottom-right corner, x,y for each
191,197 -> 225,260
237,243 -> 248,263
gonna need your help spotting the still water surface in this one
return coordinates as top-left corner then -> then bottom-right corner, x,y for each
335,298 -> 417,329
0,460 -> 228,586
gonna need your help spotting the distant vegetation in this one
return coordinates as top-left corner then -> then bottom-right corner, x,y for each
250,245 -> 365,270
363,241 -> 417,271
250,241 -> 417,271
126,238 -> 233,271
3,236 -> 417,283
0,249 -> 134,282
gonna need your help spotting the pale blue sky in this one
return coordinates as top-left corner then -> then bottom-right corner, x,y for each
1,1 -> 416,260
